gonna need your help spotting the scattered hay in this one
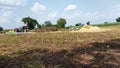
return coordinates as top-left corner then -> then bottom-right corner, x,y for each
72,25 -> 111,32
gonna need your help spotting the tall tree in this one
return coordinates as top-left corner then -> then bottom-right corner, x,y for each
86,21 -> 90,25
57,18 -> 66,28
75,23 -> 79,26
0,26 -> 3,31
37,24 -> 41,29
116,17 -> 120,22
75,23 -> 81,26
22,17 -> 39,30
34,19 -> 41,29
44,21 -> 52,27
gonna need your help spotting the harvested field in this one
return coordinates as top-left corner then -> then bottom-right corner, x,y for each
0,26 -> 120,68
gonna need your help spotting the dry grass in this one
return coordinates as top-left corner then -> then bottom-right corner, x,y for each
0,26 -> 120,67
71,25 -> 111,32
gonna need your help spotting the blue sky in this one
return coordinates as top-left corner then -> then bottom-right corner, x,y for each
0,0 -> 120,29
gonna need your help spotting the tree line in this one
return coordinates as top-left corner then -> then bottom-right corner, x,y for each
22,16 -> 120,30
0,16 -> 120,32
22,17 -> 66,30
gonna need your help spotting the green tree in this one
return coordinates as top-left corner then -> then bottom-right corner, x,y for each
75,23 -> 81,26
44,21 -> 52,27
51,24 -> 58,27
57,18 -> 66,28
0,26 -> 3,31
104,22 -> 108,24
87,21 -> 90,25
22,17 -> 38,30
41,24 -> 45,28
35,20 -> 41,29
36,23 -> 41,29
116,17 -> 120,22
75,23 -> 79,26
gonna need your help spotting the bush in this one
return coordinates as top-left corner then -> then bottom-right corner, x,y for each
57,18 -> 66,28
40,27 -> 58,32
104,22 -> 108,24
65,27 -> 69,29
0,26 -> 3,31
116,17 -> 120,22
87,21 -> 90,25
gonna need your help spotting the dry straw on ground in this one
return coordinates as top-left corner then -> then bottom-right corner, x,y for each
72,25 -> 111,32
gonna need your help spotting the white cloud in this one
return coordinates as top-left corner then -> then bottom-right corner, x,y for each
0,9 -> 15,28
0,18 -> 8,23
31,2 -> 46,13
0,6 -> 16,10
15,17 -> 21,23
0,0 -> 26,11
0,10 -> 13,23
60,11 -> 104,25
48,11 -> 57,18
63,5 -> 120,25
65,4 -> 77,11
64,12 -> 80,19
3,11 -> 12,17
0,0 -> 26,6
112,5 -> 120,17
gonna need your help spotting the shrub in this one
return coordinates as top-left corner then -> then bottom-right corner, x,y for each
116,17 -> 120,22
40,27 -> 58,32
0,26 -> 3,31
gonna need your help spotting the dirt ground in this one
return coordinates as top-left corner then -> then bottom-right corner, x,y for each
0,26 -> 120,68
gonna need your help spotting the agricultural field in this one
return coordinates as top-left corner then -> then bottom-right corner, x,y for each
0,26 -> 120,68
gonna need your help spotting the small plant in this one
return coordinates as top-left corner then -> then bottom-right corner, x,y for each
105,56 -> 116,62
107,45 -> 110,53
